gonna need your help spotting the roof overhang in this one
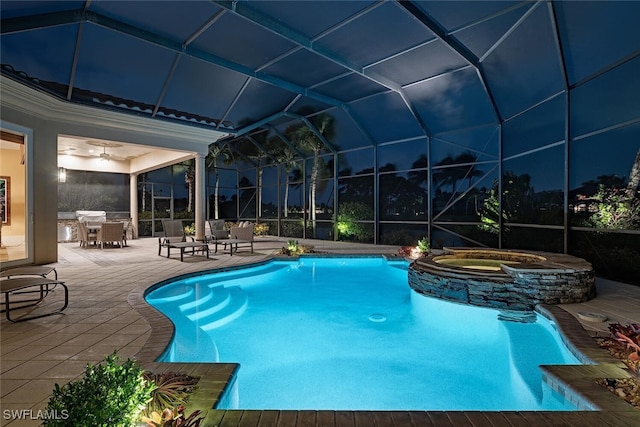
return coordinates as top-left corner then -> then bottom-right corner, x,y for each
1,75 -> 230,174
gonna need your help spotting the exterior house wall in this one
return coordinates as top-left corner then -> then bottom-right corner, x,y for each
1,76 -> 223,267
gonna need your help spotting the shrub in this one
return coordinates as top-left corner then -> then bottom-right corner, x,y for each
336,202 -> 374,242
44,351 -> 155,427
280,220 -> 306,238
254,222 -> 270,236
588,186 -> 640,230
381,230 -> 415,246
184,223 -> 196,235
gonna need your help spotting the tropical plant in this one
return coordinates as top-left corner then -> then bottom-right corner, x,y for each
610,323 -> 640,364
287,239 -> 299,252
141,406 -> 204,427
397,246 -> 414,257
417,236 -> 430,254
44,351 -> 155,427
280,239 -> 315,256
142,372 -> 199,416
596,323 -> 640,373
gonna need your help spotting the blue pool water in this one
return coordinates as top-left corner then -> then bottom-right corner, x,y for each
146,257 -> 581,411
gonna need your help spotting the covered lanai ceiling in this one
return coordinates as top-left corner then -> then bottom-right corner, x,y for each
2,1 -> 640,157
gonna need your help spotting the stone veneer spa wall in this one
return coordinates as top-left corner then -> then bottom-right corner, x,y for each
408,247 -> 596,311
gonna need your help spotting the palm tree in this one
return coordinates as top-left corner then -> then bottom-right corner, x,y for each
138,172 -> 148,212
286,114 -> 335,235
245,135 -> 275,219
454,152 -> 484,189
287,168 -> 304,215
207,143 -> 232,219
433,152 -> 482,194
184,164 -> 195,212
277,146 -> 300,218
432,155 -> 455,191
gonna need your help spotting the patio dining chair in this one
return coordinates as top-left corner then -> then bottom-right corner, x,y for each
77,221 -> 98,247
97,222 -> 125,248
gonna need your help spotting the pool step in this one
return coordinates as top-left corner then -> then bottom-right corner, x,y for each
146,283 -> 195,304
199,287 -> 248,331
183,286 -> 231,320
180,285 -> 226,312
179,285 -> 247,331
198,262 -> 289,287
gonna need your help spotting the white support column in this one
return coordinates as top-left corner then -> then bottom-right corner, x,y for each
195,153 -> 206,241
130,174 -> 138,239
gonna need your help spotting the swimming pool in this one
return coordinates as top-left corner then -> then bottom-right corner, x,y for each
146,256 -> 582,411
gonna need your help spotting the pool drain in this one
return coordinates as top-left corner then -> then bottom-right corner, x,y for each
368,313 -> 387,322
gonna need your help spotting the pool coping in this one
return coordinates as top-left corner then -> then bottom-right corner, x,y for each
127,254 -> 640,420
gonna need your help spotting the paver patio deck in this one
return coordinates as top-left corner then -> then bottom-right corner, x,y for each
1,236 -> 639,426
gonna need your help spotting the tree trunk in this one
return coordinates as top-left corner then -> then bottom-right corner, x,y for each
284,173 -> 289,218
258,166 -> 263,218
213,161 -> 220,219
310,150 -> 320,237
626,149 -> 640,198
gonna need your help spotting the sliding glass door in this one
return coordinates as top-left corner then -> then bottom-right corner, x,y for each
0,125 -> 29,263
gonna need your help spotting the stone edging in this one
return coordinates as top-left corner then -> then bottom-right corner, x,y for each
410,247 -> 596,310
536,304 -> 639,412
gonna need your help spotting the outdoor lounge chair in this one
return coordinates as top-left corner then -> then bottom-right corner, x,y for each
220,223 -> 254,255
0,276 -> 69,322
1,265 -> 57,280
205,219 -> 228,244
158,219 -> 209,262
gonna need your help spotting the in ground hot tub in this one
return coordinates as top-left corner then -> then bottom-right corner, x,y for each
434,257 -> 521,271
408,247 -> 596,311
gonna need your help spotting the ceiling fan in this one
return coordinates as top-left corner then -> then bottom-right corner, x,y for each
99,146 -> 117,161
87,140 -> 126,161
